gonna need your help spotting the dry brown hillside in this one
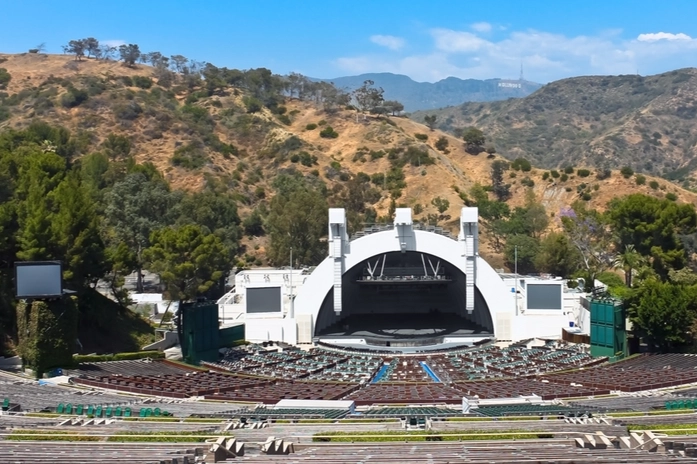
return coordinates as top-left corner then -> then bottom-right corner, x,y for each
2,53 -> 696,266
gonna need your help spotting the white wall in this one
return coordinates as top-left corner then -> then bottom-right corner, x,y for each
245,318 -> 297,345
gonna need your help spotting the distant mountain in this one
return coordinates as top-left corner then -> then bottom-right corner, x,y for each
319,73 -> 542,112
409,68 -> 697,186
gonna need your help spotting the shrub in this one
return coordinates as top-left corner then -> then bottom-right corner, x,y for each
242,96 -> 262,113
414,133 -> 428,141
511,157 -> 532,172
114,101 -> 143,121
120,76 -> 133,86
290,153 -> 300,163
435,136 -> 449,152
550,170 -> 560,178
666,192 -> 678,201
171,142 -> 208,170
298,151 -> 318,166
0,67 -> 10,89
596,169 -> 611,180
305,123 -> 318,130
581,192 -> 592,201
542,172 -> 550,180
564,166 -> 574,174
560,173 -> 569,182
318,119 -> 327,126
649,180 -> 659,189
132,76 -> 153,89
577,169 -> 591,177
521,177 -> 535,187
60,87 -> 89,108
277,114 -> 291,125
635,174 -> 646,185
620,166 -> 634,178
509,172 -> 517,178
319,126 -> 339,138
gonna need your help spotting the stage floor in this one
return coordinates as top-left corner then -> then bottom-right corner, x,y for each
316,313 -> 493,351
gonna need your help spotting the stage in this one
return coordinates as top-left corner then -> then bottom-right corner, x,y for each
315,313 -> 493,352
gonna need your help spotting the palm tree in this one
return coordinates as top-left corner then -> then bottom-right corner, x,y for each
613,244 -> 643,287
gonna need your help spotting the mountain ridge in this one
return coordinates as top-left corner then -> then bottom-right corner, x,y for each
315,72 -> 542,111
410,68 -> 697,188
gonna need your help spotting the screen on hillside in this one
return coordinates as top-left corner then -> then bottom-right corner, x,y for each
15,261 -> 63,298
526,283 -> 562,310
246,287 -> 282,313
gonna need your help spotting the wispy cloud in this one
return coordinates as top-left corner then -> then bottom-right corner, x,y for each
334,28 -> 697,83
471,22 -> 492,33
101,39 -> 126,48
636,32 -> 692,42
370,34 -> 405,51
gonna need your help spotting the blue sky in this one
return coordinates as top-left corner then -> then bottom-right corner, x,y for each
1,0 -> 696,83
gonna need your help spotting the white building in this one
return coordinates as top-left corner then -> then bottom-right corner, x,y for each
217,207 -> 590,349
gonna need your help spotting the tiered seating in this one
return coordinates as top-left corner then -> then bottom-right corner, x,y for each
431,345 -> 598,382
74,370 -> 266,398
545,354 -> 697,392
457,378 -> 609,400
364,406 -> 456,417
246,406 -> 348,419
379,357 -> 433,382
206,380 -> 359,403
474,404 -> 587,417
344,383 -> 465,405
67,359 -> 190,377
0,380 -> 143,412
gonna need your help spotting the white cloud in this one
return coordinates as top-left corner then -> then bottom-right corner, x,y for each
101,39 -> 126,48
432,29 -> 489,53
471,22 -> 492,33
637,32 -> 692,42
370,35 -> 405,51
333,28 -> 697,83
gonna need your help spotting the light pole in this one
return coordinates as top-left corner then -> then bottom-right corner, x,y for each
289,246 -> 294,319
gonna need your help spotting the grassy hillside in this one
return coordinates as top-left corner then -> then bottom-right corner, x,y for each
1,52 -> 696,268
411,69 -> 697,188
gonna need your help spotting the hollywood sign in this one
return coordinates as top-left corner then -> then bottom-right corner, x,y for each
498,82 -> 522,89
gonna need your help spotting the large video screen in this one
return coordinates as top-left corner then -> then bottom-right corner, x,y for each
246,287 -> 282,313
526,283 -> 562,310
15,261 -> 63,298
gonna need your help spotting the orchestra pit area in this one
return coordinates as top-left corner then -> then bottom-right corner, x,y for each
5,346 -> 697,462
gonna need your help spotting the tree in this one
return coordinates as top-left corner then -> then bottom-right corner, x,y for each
84,37 -> 100,58
63,39 -> 86,60
504,234 -> 540,274
561,202 -> 615,290
424,115 -> 437,131
144,224 -> 229,301
170,55 -> 189,73
0,68 -> 11,90
535,232 -> 582,277
490,160 -> 510,201
353,80 -> 384,114
383,100 -> 404,116
266,184 -> 328,266
607,194 -> 697,277
49,172 -> 107,287
98,44 -> 117,61
103,173 -> 180,292
462,127 -> 485,154
431,196 -> 450,215
286,72 -> 308,99
626,279 -> 697,351
613,244 -> 643,288
119,44 -> 141,67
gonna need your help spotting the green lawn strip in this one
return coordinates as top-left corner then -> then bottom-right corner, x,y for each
610,409 -> 696,418
312,430 -> 554,442
626,424 -> 697,435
